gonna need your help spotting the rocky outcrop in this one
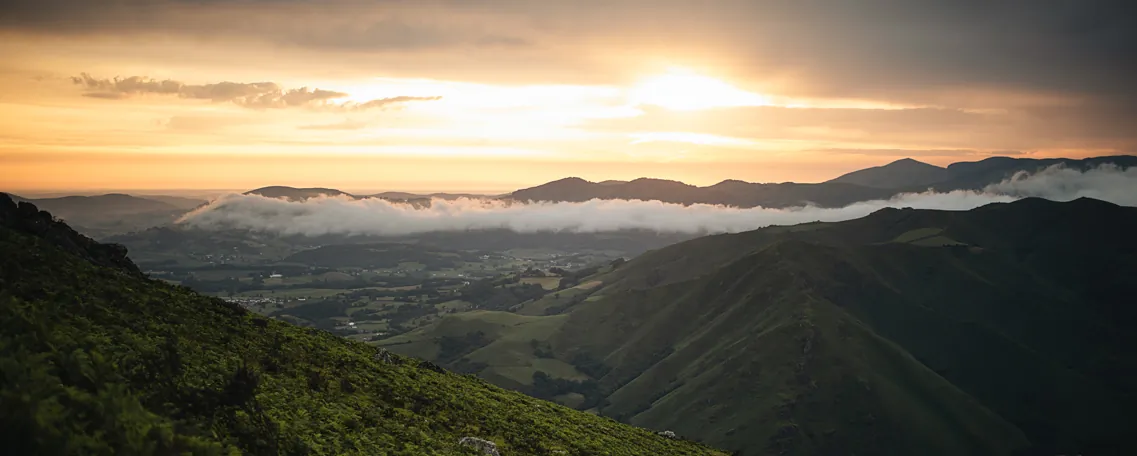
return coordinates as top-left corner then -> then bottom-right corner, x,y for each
458,436 -> 501,455
418,359 -> 447,374
374,348 -> 401,365
0,193 -> 142,276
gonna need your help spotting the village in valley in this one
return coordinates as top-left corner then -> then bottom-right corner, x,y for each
143,243 -> 622,343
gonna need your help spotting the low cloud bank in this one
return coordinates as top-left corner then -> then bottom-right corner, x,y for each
179,165 -> 1137,236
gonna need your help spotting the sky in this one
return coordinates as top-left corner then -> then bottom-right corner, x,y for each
1,0 -> 1135,194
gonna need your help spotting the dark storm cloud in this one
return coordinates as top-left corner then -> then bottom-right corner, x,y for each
70,73 -> 440,110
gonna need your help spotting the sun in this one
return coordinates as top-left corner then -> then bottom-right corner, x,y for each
629,69 -> 772,111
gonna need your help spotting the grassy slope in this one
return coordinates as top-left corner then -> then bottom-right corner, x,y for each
0,215 -> 725,455
554,241 -> 1029,455
380,311 -> 588,390
394,198 -> 1137,455
569,199 -> 1137,455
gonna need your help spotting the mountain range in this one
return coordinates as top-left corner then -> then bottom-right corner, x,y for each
506,178 -> 896,208
5,155 -> 1135,240
509,155 -> 1136,207
3,153 -> 1135,455
829,155 -> 1137,191
247,155 -> 1137,209
382,197 -> 1137,455
0,193 -> 726,455
243,186 -> 489,203
6,193 -> 207,238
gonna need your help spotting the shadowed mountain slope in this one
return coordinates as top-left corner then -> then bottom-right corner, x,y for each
567,198 -> 1137,455
389,198 -> 1137,455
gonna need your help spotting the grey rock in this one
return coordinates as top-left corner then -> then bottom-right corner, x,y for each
657,430 -> 677,439
418,359 -> 447,373
373,348 -> 399,364
458,436 -> 501,455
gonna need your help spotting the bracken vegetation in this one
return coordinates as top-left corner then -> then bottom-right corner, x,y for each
0,194 -> 725,456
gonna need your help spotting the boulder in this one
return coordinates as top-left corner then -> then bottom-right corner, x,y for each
458,436 -> 500,455
418,359 -> 447,373
374,348 -> 399,364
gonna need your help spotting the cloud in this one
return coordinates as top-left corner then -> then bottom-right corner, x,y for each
338,96 -> 445,112
70,72 -> 440,110
11,1 -> 1133,100
71,73 -> 330,107
987,164 -> 1137,204
817,149 -> 1026,158
6,1 -> 1135,153
178,164 -> 1137,236
1,1 -> 534,52
82,92 -> 130,100
241,87 -> 348,109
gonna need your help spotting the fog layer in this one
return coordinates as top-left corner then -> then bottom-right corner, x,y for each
179,165 -> 1137,236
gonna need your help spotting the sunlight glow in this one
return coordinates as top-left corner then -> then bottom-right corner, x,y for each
629,132 -> 757,147
629,69 -> 773,111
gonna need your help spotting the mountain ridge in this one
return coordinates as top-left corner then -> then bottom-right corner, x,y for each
1,192 -> 197,238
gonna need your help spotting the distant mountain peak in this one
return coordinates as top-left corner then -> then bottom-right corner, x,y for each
246,186 -> 352,201
828,157 -> 950,189
247,185 -> 346,194
624,177 -> 695,189
889,157 -> 935,166
550,177 -> 591,184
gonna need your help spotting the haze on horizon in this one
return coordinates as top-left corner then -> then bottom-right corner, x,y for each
2,0 -> 1135,193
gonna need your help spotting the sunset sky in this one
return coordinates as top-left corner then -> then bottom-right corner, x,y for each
2,0 -> 1134,195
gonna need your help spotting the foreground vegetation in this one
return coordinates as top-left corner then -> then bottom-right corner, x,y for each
0,194 -> 725,455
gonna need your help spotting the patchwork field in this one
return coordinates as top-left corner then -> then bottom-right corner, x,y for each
379,311 -> 588,390
520,276 -> 562,290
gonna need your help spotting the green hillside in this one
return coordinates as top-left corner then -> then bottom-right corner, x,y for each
389,198 -> 1137,455
0,194 -> 726,455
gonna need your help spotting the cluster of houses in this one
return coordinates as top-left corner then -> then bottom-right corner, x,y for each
187,252 -> 246,264
220,296 -> 282,308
